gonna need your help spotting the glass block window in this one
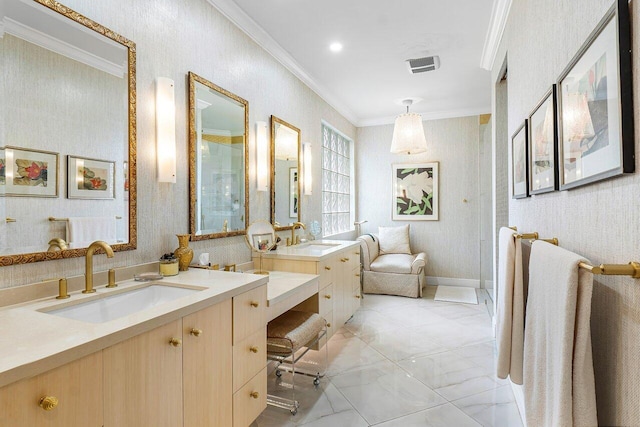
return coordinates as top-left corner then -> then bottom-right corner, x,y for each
322,123 -> 353,237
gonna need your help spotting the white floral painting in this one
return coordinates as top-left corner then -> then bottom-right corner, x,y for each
392,162 -> 439,221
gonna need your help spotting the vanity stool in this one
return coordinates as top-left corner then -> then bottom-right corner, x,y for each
266,310 -> 328,415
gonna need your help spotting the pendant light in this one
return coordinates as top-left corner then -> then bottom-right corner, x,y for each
390,99 -> 427,155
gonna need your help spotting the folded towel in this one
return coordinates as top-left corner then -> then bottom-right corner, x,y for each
496,227 -> 525,385
524,241 -> 597,426
67,216 -> 117,248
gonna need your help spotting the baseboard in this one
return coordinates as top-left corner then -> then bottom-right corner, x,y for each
511,381 -> 526,426
426,276 -> 480,288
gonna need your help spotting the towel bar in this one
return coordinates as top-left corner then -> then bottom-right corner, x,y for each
579,262 -> 640,278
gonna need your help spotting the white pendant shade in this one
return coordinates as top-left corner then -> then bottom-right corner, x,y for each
390,112 -> 427,154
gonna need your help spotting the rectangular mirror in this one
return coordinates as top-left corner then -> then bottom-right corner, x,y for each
0,0 -> 136,265
188,72 -> 248,240
270,115 -> 300,230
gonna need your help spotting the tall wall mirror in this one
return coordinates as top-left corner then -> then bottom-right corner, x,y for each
0,0 -> 137,265
188,72 -> 249,240
270,116 -> 301,230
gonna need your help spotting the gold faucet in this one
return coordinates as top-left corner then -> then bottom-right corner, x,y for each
83,241 -> 114,294
291,222 -> 306,245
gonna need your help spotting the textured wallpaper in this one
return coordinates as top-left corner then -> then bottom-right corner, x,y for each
0,0 -> 355,288
492,0 -> 640,424
356,116 -> 482,281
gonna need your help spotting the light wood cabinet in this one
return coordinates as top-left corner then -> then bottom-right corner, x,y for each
104,319 -> 183,427
0,352 -> 103,427
183,300 -> 233,427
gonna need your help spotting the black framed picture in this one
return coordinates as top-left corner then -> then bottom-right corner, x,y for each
528,85 -> 559,194
511,121 -> 529,199
557,0 -> 634,190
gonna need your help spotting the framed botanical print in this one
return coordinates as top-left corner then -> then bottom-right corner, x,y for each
557,0 -> 633,190
528,86 -> 558,194
67,155 -> 115,199
2,146 -> 59,197
392,162 -> 439,221
511,122 -> 529,199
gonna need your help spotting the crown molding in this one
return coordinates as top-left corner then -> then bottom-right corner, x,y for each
480,0 -> 512,71
358,105 -> 491,127
206,0 -> 360,126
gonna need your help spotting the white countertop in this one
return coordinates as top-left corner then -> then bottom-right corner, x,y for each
266,271 -> 319,307
0,269 -> 268,388
261,239 -> 360,261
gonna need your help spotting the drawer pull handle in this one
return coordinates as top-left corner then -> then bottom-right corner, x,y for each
324,294 -> 331,299
250,391 -> 260,399
355,273 -> 360,277
39,396 -> 58,411
250,301 -> 260,308
355,295 -> 361,299
169,338 -> 182,347
190,328 -> 203,337
326,323 -> 331,328
324,266 -> 331,271
341,258 -> 349,262
250,346 -> 259,353
355,251 -> 360,255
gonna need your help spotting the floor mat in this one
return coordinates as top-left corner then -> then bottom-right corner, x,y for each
434,285 -> 478,304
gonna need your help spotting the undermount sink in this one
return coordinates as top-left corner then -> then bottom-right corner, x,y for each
293,242 -> 341,251
43,284 -> 202,323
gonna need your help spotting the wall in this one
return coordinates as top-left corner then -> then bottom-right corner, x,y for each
492,0 -> 640,424
356,116 -> 481,283
0,0 -> 355,289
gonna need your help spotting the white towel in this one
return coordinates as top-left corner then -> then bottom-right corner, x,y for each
496,227 -> 525,385
524,241 -> 597,426
67,216 -> 117,248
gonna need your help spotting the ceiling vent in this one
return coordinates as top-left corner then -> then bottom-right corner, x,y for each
406,56 -> 440,74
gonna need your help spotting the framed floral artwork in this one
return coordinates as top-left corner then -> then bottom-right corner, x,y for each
557,0 -> 633,190
2,146 -> 59,197
67,155 -> 115,199
511,122 -> 529,199
528,86 -> 558,194
392,162 -> 438,221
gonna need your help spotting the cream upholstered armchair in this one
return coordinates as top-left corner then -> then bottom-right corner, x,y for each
357,225 -> 427,298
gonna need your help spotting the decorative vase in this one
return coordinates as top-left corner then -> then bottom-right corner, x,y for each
174,234 -> 194,271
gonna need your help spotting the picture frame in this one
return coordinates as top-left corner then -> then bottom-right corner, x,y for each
392,162 -> 439,221
528,85 -> 559,194
67,155 -> 115,199
1,146 -> 59,197
557,0 -> 633,190
252,232 -> 274,251
511,122 -> 529,199
289,167 -> 298,218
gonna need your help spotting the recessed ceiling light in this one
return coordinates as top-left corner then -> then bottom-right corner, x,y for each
329,42 -> 343,52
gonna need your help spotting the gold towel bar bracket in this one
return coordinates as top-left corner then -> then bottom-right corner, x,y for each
579,262 -> 640,278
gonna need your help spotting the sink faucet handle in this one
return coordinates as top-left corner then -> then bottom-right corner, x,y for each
106,268 -> 117,288
56,278 -> 70,300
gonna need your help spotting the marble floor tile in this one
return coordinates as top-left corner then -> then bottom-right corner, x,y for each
358,324 -> 450,362
374,403 -> 482,427
452,385 -> 524,427
303,333 -> 387,377
330,360 -> 446,425
399,351 -> 502,401
298,409 -> 369,426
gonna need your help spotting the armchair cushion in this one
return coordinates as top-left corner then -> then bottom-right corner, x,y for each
378,225 -> 411,254
370,254 -> 416,274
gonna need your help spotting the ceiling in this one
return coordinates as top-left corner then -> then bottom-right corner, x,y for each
208,0 -> 496,127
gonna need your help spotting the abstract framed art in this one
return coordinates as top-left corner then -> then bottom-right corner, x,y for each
511,122 -> 529,199
392,162 -> 439,221
2,146 -> 59,197
557,0 -> 633,190
528,85 -> 559,194
67,155 -> 115,199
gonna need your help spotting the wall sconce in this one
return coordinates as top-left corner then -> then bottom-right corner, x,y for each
156,77 -> 176,183
256,121 -> 269,191
303,143 -> 312,195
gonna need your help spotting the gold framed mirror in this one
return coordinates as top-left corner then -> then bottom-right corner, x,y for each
270,116 -> 301,231
188,72 -> 249,240
0,0 -> 137,266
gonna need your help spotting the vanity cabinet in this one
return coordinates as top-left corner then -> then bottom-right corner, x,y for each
0,352 -> 103,427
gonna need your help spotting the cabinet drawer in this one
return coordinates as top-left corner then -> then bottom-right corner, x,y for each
233,285 -> 267,344
339,253 -> 359,270
319,284 -> 333,316
0,352 -> 103,427
314,310 -> 333,350
233,327 -> 266,392
233,367 -> 267,427
318,258 -> 334,287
